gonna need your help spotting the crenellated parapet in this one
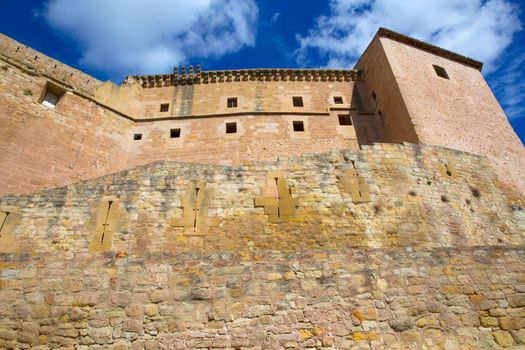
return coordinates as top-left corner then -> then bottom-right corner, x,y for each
127,67 -> 360,88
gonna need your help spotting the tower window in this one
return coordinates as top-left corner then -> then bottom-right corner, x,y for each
40,82 -> 66,108
170,128 -> 181,138
160,103 -> 170,112
333,96 -> 343,104
226,122 -> 237,134
227,97 -> 237,108
134,133 -> 142,140
292,96 -> 303,107
338,115 -> 352,126
433,65 -> 449,79
372,91 -> 376,100
42,91 -> 59,108
293,121 -> 305,132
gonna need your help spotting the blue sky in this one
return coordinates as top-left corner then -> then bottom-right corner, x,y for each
1,0 -> 524,143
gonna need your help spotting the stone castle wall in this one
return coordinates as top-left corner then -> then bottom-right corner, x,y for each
0,143 -> 524,348
0,34 -> 381,197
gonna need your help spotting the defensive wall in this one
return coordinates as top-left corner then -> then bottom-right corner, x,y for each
1,29 -> 524,197
1,27 -> 525,349
0,143 -> 525,348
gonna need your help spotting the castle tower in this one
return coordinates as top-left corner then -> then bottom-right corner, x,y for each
355,28 -> 525,195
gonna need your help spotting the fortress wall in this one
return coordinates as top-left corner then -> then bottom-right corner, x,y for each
0,59 -> 133,196
132,80 -> 355,119
0,33 -> 366,194
123,79 -> 361,167
126,111 -> 359,168
0,144 -> 524,349
0,34 -> 103,96
0,247 -> 524,349
0,143 -> 522,255
377,36 -> 525,196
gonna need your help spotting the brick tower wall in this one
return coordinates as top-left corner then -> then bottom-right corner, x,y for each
356,33 -> 525,195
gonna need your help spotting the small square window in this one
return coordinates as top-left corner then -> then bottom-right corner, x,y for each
333,96 -> 343,104
226,122 -> 237,134
170,128 -> 181,138
160,103 -> 170,112
292,96 -> 303,107
293,121 -> 304,132
40,82 -> 66,108
134,133 -> 142,140
338,115 -> 352,126
433,65 -> 449,79
42,91 -> 59,108
227,97 -> 237,108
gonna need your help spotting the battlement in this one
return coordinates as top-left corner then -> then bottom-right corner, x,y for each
127,67 -> 360,88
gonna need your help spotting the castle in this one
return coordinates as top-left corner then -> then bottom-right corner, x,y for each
0,28 -> 524,349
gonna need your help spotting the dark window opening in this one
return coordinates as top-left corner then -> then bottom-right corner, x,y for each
134,133 -> 142,140
160,103 -> 170,112
41,82 -> 66,108
292,96 -> 303,107
338,115 -> 352,126
293,121 -> 305,132
226,122 -> 237,134
227,97 -> 238,108
170,128 -> 181,138
433,65 -> 449,79
372,91 -> 376,100
333,96 -> 343,104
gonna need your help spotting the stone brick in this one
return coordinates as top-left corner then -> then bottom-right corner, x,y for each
508,294 -> 525,308
493,330 -> 514,347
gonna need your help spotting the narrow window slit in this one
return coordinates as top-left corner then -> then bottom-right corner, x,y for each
0,212 -> 10,235
100,201 -> 113,246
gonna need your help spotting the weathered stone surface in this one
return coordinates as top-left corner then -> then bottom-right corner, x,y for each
493,330 -> 514,347
508,294 -> 525,308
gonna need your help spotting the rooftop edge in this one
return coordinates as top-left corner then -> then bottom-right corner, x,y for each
376,27 -> 483,71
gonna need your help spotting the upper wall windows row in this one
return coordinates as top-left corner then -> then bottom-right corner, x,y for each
132,114 -> 353,140
159,96 -> 348,111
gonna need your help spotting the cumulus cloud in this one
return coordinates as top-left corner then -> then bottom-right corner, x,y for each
44,0 -> 258,79
489,51 -> 525,120
295,0 -> 522,72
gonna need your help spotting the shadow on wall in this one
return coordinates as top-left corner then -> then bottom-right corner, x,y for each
351,84 -> 382,146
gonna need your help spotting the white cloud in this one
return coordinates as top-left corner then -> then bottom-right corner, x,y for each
295,0 -> 522,72
488,52 -> 525,120
44,0 -> 258,79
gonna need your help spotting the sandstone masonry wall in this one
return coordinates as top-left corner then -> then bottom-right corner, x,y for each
0,34 -> 376,196
0,58 -> 133,196
0,144 -> 524,349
